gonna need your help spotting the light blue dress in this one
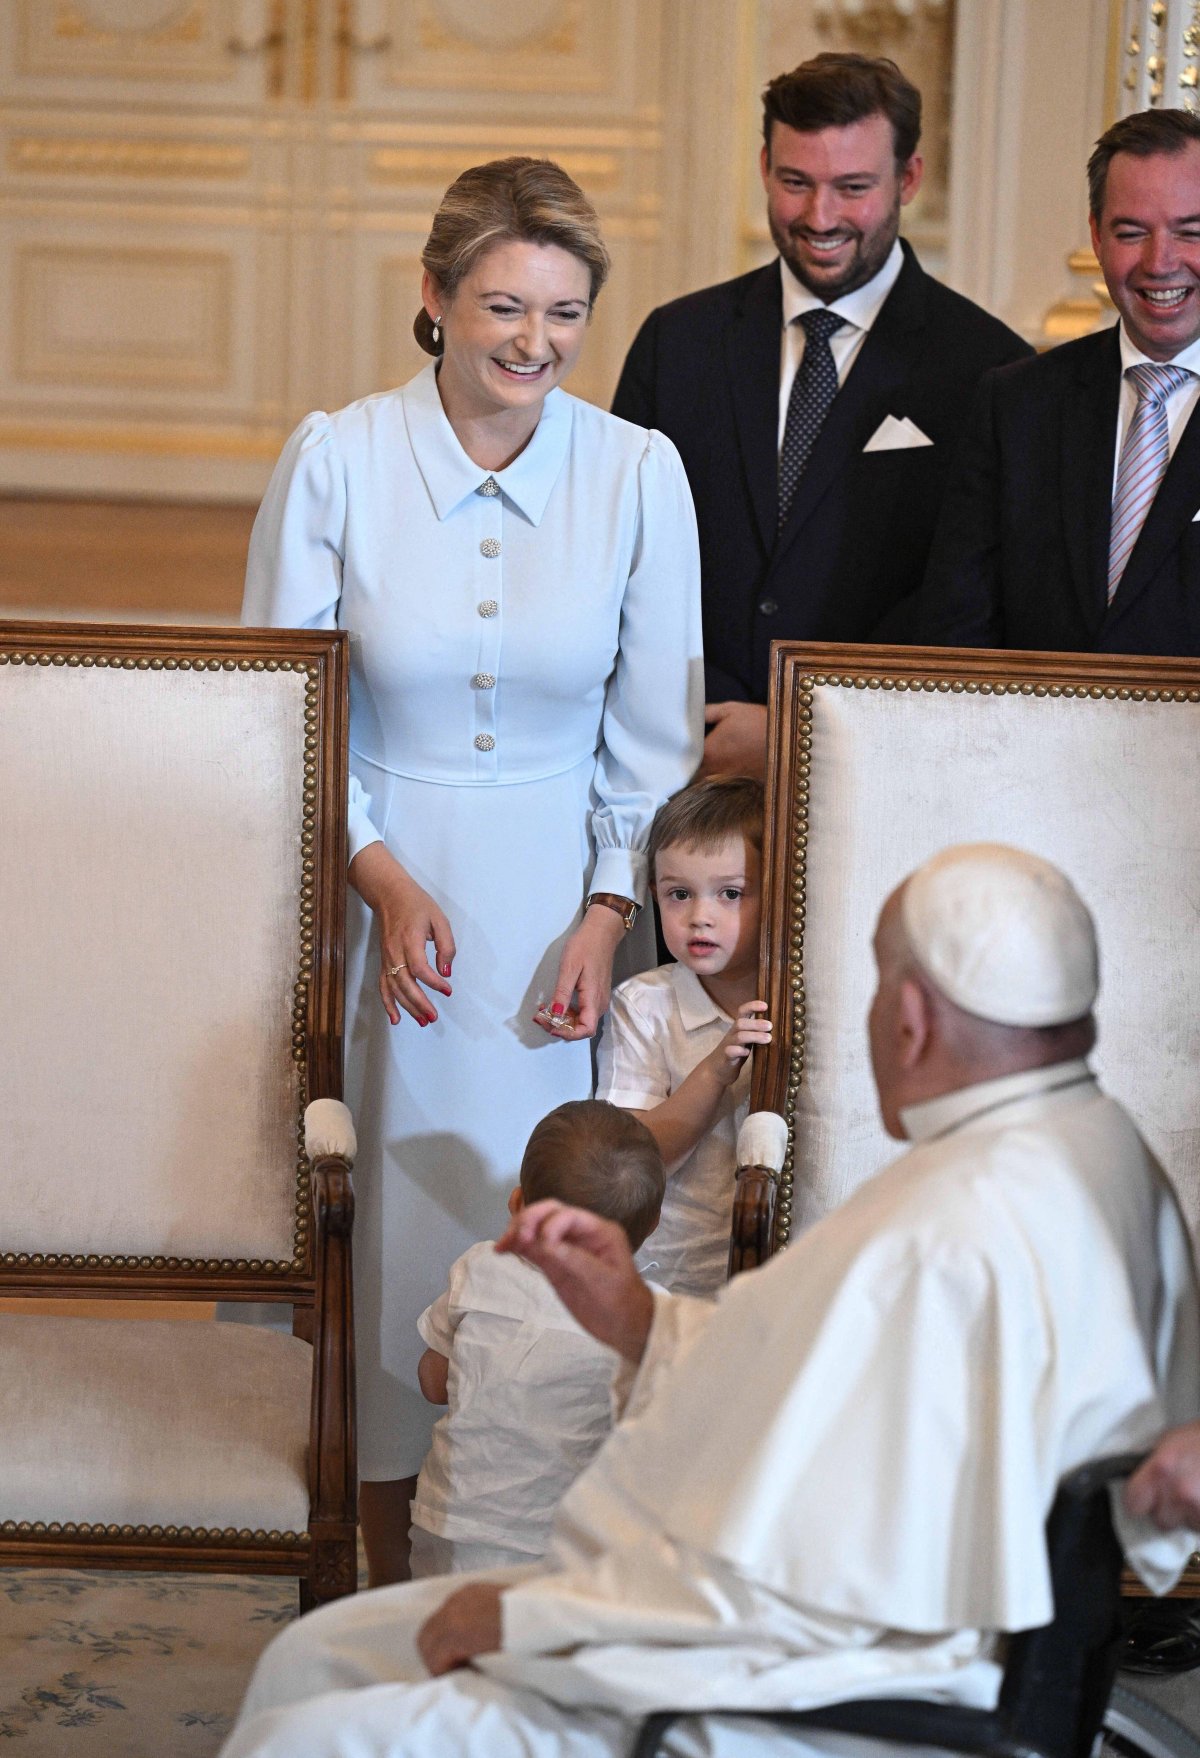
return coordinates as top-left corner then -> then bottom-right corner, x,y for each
244,363 -> 703,1476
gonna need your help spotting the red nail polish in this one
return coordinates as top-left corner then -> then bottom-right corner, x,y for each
550,1003 -> 565,1017
440,963 -> 451,978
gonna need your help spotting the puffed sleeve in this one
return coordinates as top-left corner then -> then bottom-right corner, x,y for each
589,430 -> 703,903
243,413 -> 381,865
595,979 -> 671,1111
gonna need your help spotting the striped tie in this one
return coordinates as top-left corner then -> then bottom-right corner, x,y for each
1107,362 -> 1193,602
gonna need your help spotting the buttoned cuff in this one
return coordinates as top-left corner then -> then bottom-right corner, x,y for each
590,846 -> 648,906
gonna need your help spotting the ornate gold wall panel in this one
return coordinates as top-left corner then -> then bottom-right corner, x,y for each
382,0 -> 612,95
17,2 -> 240,84
8,136 -> 252,180
15,245 -> 233,391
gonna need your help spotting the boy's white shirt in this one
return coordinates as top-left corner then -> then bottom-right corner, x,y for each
597,962 -> 749,1298
411,1242 -> 622,1555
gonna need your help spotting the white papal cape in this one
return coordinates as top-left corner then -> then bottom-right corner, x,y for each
222,1061 -> 1200,1758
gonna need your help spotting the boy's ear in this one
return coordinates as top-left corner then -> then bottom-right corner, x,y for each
507,1186 -> 524,1218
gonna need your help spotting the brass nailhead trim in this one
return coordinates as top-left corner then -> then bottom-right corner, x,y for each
1,1518 -> 308,1547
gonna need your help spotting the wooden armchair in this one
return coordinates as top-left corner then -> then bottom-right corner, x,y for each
0,621 -> 357,1608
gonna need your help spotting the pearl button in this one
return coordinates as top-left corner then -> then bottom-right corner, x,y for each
480,537 -> 501,558
478,477 -> 500,497
477,599 -> 499,618
474,733 -> 496,751
472,673 -> 496,689
758,598 -> 779,617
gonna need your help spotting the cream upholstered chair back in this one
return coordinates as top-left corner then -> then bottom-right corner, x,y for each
749,645 -> 1200,1251
0,623 -> 347,1296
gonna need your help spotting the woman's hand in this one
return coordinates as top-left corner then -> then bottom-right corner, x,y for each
349,842 -> 455,1026
535,904 -> 627,1040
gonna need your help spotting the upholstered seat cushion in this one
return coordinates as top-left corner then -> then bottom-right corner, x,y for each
0,1314 -> 311,1533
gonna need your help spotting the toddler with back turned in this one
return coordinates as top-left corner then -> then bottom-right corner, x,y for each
597,777 -> 771,1297
408,1099 -> 663,1577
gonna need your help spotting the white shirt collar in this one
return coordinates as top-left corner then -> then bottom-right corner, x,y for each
1118,323 -> 1200,379
402,360 -> 573,526
900,1057 -> 1096,1145
668,961 -> 732,1032
780,238 -> 905,338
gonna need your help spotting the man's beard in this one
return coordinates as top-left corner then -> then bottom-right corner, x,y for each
772,194 -> 902,302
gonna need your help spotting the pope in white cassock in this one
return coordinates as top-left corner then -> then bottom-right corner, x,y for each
222,844 -> 1200,1758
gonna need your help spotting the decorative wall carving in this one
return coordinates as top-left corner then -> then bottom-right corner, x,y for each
1116,0 -> 1200,111
18,1 -> 236,82
8,136 -> 251,179
15,245 -> 233,391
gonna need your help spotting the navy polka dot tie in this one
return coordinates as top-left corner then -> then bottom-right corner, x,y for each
778,308 -> 846,528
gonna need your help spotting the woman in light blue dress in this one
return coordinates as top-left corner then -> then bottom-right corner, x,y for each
243,158 -> 702,1583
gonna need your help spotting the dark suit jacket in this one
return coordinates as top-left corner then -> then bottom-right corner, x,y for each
611,242 -> 1031,701
916,325 -> 1200,656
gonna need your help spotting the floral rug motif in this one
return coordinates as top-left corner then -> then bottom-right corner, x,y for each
0,1567 -> 298,1753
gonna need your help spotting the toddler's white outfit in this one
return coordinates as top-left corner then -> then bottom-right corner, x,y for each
597,962 -> 748,1297
409,1242 -> 619,1575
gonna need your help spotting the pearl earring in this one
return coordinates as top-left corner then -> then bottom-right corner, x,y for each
432,315 -> 442,346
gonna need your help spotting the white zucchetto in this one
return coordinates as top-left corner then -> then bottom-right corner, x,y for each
901,843 -> 1099,1027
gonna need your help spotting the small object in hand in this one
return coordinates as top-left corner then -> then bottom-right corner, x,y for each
533,1003 -> 578,1037
387,962 -> 408,976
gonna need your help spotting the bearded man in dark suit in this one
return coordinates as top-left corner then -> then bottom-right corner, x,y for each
917,107 -> 1200,658
612,53 -> 1031,781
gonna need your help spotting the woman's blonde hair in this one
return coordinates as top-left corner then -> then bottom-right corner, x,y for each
414,156 -> 610,357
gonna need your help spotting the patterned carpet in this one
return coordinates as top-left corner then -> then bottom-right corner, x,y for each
0,1567 -> 298,1753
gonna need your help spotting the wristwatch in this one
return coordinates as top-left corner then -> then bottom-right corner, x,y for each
585,891 -> 640,931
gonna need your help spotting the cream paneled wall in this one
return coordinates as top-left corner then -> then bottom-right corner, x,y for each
0,2 -> 1138,502
0,0 -> 752,500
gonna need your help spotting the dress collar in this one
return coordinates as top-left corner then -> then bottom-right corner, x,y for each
669,962 -> 732,1032
900,1058 -> 1096,1145
779,237 -> 904,338
401,361 -> 573,526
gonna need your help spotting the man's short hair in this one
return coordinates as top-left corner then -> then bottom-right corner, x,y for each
762,53 -> 921,168
647,776 -> 765,878
1087,108 -> 1200,218
520,1100 -> 664,1250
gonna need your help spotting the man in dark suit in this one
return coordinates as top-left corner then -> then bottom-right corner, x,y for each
917,108 -> 1200,657
612,53 -> 1030,779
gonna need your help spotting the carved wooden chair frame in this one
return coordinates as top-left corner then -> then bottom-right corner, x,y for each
0,621 -> 357,1607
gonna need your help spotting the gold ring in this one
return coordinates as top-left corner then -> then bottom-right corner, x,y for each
387,962 -> 408,976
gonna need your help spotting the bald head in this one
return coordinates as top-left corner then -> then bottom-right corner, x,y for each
868,847 -> 1098,1139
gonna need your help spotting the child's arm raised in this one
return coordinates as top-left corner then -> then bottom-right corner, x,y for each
634,1001 -> 771,1173
417,1347 -> 449,1405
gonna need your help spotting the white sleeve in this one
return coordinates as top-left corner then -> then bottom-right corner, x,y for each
416,1253 -> 467,1353
243,412 -> 380,865
588,431 -> 704,903
610,1285 -> 715,1422
596,980 -> 673,1110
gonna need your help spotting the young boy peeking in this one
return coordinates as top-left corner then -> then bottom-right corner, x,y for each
596,777 -> 771,1298
408,1100 -> 663,1578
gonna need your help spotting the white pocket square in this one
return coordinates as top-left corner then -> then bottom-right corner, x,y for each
1192,506 -> 1200,521
863,414 -> 934,452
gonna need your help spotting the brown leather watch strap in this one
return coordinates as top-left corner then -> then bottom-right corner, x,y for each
585,891 -> 640,930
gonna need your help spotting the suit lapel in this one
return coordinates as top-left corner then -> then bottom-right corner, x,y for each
1060,327 -> 1120,640
774,247 -> 926,557
1107,375 -> 1200,625
724,265 -> 784,553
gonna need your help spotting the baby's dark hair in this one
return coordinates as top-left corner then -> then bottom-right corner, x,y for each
520,1100 -> 664,1250
647,776 -> 765,877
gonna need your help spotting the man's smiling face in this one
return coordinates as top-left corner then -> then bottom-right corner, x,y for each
1091,143 -> 1200,360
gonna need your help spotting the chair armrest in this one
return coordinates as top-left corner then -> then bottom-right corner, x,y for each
305,1099 -> 357,1164
632,1704 -> 1025,1758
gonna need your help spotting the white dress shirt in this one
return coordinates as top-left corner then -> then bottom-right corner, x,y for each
412,1242 -> 621,1556
777,239 -> 906,450
1113,323 -> 1200,495
596,963 -> 749,1298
